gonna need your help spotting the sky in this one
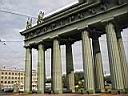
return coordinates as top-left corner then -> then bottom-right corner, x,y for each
0,0 -> 128,78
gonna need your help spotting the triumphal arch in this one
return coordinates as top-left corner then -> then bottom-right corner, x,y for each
20,0 -> 128,94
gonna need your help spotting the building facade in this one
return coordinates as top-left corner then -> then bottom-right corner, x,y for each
0,68 -> 37,92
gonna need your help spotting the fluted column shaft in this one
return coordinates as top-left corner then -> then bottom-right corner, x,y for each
105,22 -> 124,90
92,37 -> 105,91
24,47 -> 32,93
66,43 -> 75,93
51,48 -> 53,93
37,44 -> 45,93
82,30 -> 95,93
116,31 -> 128,89
52,38 -> 63,94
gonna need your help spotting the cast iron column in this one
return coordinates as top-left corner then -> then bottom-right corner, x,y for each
52,38 -> 63,94
24,47 -> 32,93
66,43 -> 75,93
92,36 -> 105,91
82,30 -> 95,93
105,22 -> 124,91
37,43 -> 45,93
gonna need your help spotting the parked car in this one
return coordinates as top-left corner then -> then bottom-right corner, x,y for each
2,88 -> 14,93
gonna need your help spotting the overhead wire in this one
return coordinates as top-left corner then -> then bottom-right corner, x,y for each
0,8 -> 37,43
0,9 -> 37,19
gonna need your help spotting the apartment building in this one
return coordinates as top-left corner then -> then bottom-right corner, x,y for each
0,68 -> 37,92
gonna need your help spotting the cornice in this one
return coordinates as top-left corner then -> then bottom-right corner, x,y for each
20,0 -> 128,41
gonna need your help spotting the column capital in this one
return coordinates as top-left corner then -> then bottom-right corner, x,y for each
37,40 -> 44,44
24,45 -> 32,49
24,42 -> 38,49
52,35 -> 60,40
105,20 -> 123,34
38,43 -> 45,48
52,36 -> 61,45
101,17 -> 114,24
81,29 -> 90,35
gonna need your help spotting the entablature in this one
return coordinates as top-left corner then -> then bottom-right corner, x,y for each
20,0 -> 128,42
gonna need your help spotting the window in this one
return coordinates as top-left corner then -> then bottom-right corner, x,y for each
9,72 -> 11,75
5,72 -> 7,75
5,76 -> 7,79
15,77 -> 17,79
1,81 -> 3,83
2,72 -> 4,75
21,73 -> 23,75
12,73 -> 14,75
12,77 -> 14,79
8,81 -> 10,84
5,81 -> 7,84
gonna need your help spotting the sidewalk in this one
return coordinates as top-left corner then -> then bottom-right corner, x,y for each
4,93 -> 128,96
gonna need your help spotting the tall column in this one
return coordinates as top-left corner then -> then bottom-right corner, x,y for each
24,47 -> 32,93
51,47 -> 53,93
37,43 -> 45,93
116,31 -> 128,89
92,36 -> 105,91
52,38 -> 63,94
66,43 -> 75,93
105,22 -> 124,91
81,30 -> 95,93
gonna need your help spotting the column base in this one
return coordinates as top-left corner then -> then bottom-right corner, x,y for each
71,89 -> 75,93
95,89 -> 105,93
124,88 -> 128,93
37,90 -> 44,94
54,90 -> 63,94
84,89 -> 95,94
24,91 -> 32,94
64,89 -> 72,93
111,89 -> 126,94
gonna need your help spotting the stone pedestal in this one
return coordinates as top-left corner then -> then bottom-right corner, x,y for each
92,37 -> 105,91
37,44 -> 45,93
105,22 -> 124,91
81,30 -> 95,93
24,47 -> 32,93
66,43 -> 75,93
52,38 -> 63,94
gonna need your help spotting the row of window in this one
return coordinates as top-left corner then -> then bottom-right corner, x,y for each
1,72 -> 24,75
1,81 -> 23,84
1,76 -> 24,80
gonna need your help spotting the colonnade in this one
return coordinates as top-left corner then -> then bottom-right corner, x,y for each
24,22 -> 128,94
